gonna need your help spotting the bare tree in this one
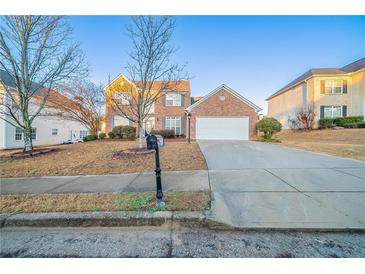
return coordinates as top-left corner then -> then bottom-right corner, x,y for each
288,103 -> 316,130
45,80 -> 104,135
108,16 -> 188,148
0,16 -> 87,152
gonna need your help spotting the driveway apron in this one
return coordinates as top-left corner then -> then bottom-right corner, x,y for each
198,140 -> 365,229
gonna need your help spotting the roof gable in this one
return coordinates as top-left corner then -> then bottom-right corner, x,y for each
186,84 -> 262,112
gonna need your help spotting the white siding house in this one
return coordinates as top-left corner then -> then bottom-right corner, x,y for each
0,70 -> 88,149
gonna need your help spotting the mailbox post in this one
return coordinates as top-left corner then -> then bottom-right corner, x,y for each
146,134 -> 165,208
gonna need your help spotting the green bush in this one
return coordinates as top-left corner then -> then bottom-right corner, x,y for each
121,125 -> 136,140
108,131 -> 116,139
333,116 -> 364,126
318,118 -> 334,129
98,132 -> 106,139
83,134 -> 98,142
255,117 -> 282,140
150,129 -> 175,138
111,125 -> 136,140
343,122 -> 365,128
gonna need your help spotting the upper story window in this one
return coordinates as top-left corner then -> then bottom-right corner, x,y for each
321,79 -> 347,95
113,92 -> 131,105
165,93 -> 182,106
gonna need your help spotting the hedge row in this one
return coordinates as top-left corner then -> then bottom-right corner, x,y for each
108,126 -> 136,140
319,116 -> 364,129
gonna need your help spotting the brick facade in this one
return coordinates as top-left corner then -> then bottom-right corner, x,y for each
188,87 -> 259,140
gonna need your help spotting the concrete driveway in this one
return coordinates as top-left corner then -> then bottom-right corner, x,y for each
198,140 -> 365,229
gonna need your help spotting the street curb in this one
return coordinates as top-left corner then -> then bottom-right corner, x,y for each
0,211 -> 213,228
1,212 -> 365,232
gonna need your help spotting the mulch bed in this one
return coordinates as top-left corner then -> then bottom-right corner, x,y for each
113,147 -> 155,158
4,148 -> 61,159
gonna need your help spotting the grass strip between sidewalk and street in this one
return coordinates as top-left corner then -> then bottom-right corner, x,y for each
0,192 -> 210,214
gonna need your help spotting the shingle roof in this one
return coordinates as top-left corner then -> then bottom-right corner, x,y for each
134,80 -> 190,91
266,57 -> 365,100
0,69 -> 43,93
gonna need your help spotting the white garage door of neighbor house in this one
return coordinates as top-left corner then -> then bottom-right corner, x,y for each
196,117 -> 249,140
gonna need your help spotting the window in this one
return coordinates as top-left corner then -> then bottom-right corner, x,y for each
323,106 -> 343,118
113,92 -> 131,105
52,128 -> 58,136
165,93 -> 181,106
113,115 -> 130,126
15,127 -> 36,140
165,117 -> 181,135
80,130 -> 88,139
15,127 -> 23,141
31,128 -> 37,140
324,80 -> 343,94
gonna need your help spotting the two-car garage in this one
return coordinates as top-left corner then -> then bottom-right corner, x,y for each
186,84 -> 262,141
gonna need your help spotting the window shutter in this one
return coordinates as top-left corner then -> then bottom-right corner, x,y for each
343,80 -> 347,93
162,117 -> 166,129
342,106 -> 347,117
162,94 -> 166,106
181,116 -> 186,135
320,106 -> 325,119
320,80 -> 325,94
180,93 -> 184,106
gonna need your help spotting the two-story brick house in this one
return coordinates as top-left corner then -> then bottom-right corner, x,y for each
104,74 -> 190,135
267,57 -> 365,129
105,74 -> 262,140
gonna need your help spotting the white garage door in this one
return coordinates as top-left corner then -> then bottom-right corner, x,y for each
196,117 -> 249,140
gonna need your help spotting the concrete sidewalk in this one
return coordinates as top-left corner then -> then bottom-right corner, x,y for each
0,170 -> 210,195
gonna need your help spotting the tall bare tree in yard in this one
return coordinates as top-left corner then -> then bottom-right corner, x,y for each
109,16 -> 188,148
0,16 -> 87,152
46,80 -> 104,135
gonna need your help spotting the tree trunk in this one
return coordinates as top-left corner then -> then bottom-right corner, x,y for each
138,124 -> 144,149
23,125 -> 33,152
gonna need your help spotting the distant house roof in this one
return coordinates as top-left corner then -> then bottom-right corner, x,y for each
0,69 -> 85,111
0,69 -> 43,94
266,57 -> 365,100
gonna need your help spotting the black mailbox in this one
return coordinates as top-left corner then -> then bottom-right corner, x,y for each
146,134 -> 164,207
146,134 -> 158,150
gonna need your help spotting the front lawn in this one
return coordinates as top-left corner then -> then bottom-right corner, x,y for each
0,192 -> 211,213
0,140 -> 207,177
275,128 -> 365,161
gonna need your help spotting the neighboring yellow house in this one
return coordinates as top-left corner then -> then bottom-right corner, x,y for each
267,57 -> 365,129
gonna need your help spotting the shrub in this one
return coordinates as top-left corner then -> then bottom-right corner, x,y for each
111,125 -> 136,140
98,132 -> 106,139
318,118 -> 334,129
83,134 -> 98,142
150,129 -> 175,138
121,125 -> 136,140
112,126 -> 123,138
333,116 -> 364,126
343,122 -> 365,128
108,131 -> 116,139
255,117 -> 282,140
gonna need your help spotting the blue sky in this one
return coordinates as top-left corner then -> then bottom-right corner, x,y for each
69,16 -> 365,113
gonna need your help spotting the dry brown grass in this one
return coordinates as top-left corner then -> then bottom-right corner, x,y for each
0,140 -> 207,178
0,192 -> 211,213
275,128 -> 365,161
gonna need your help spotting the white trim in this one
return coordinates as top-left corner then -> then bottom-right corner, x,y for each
185,84 -> 262,112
